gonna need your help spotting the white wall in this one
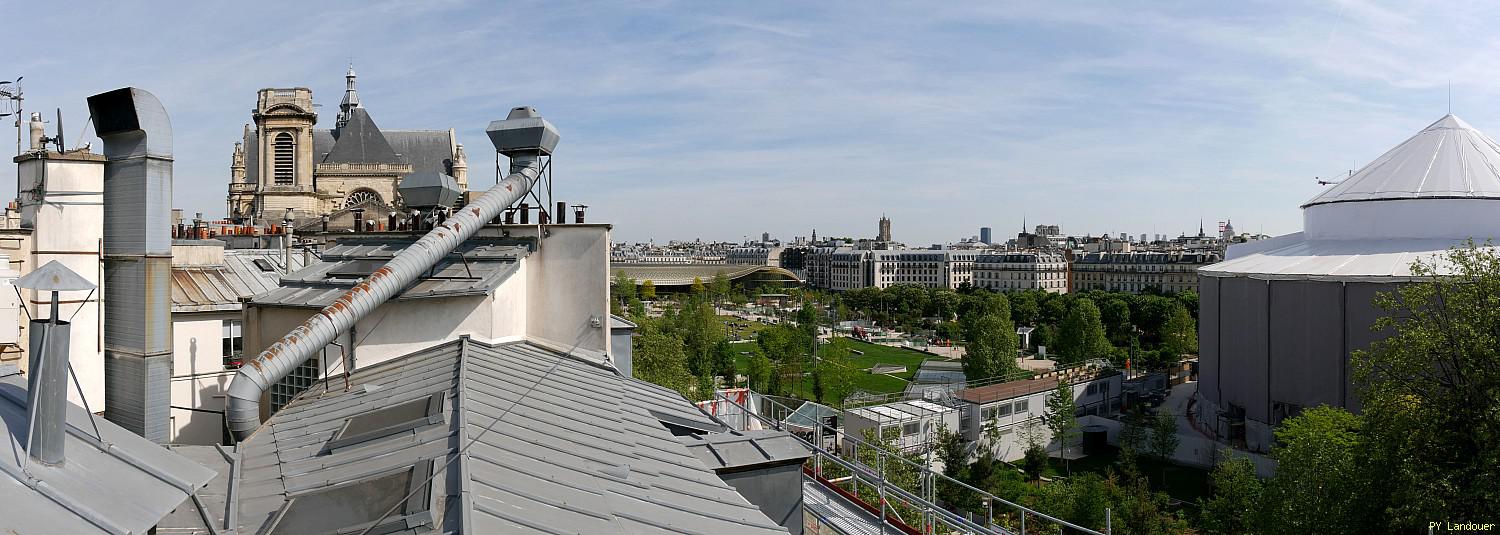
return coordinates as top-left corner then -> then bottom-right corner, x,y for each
170,314 -> 235,444
514,225 -> 612,361
19,154 -> 105,410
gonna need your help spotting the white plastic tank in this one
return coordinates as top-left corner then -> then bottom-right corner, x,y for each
0,255 -> 21,345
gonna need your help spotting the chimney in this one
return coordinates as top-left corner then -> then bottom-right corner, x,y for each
14,261 -> 97,464
556,201 -> 567,224
87,87 -> 174,442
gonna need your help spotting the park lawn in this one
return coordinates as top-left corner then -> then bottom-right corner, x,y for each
716,314 -> 771,341
730,338 -> 943,397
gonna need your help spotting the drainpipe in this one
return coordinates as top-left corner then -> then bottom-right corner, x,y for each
226,106 -> 559,440
86,88 -> 174,442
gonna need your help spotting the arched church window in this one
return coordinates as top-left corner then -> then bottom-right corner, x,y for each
344,189 -> 382,208
273,133 -> 296,185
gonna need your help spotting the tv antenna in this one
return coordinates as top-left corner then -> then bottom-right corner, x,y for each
1315,169 -> 1353,186
0,76 -> 23,158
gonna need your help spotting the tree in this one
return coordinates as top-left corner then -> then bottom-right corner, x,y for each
962,313 -> 1021,382
1259,406 -> 1378,535
1055,298 -> 1112,365
810,339 -> 856,405
934,425 -> 976,510
1148,411 -> 1180,482
627,297 -> 645,318
711,339 -> 737,383
1159,302 -> 1197,363
1117,408 -> 1148,459
1350,241 -> 1500,526
613,271 -> 637,303
1007,290 -> 1041,327
1042,380 -> 1079,474
640,280 -> 656,300
673,297 -> 723,377
709,271 -> 731,302
631,324 -> 694,398
746,349 -> 772,391
1100,298 -> 1133,344
1199,453 -> 1264,535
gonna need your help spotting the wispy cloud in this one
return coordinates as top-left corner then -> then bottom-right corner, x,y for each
6,1 -> 1500,244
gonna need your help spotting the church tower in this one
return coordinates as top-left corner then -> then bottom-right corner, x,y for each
252,86 -> 318,219
337,64 -> 360,129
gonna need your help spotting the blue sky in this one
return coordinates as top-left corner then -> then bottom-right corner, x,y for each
5,1 -> 1498,244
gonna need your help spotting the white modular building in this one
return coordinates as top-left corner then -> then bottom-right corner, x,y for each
1198,114 -> 1500,452
843,399 -> 961,454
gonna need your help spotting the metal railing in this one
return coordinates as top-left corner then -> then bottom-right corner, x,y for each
715,390 -> 1110,535
845,358 -> 1116,409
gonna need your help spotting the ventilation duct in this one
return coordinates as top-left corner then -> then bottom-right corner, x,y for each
86,88 -> 174,442
227,106 -> 559,440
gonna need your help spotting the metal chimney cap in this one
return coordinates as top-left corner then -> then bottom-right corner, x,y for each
13,260 -> 95,291
485,107 -> 560,157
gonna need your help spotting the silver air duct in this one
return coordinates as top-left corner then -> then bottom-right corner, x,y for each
226,106 -> 559,440
87,88 -> 175,442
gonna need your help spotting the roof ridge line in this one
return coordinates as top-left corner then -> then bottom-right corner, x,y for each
454,335 -> 476,533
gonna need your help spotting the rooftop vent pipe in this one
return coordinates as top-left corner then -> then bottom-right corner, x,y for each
86,88 -> 174,442
226,106 -> 559,440
14,261 -> 97,465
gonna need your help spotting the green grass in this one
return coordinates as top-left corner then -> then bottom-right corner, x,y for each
715,314 -> 771,341
730,338 -> 946,397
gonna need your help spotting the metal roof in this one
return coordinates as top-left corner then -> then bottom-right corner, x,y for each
249,239 -> 529,308
171,249 -> 306,312
848,399 -> 957,423
162,338 -> 785,534
679,429 -> 811,472
1304,114 -> 1500,207
0,365 -> 216,534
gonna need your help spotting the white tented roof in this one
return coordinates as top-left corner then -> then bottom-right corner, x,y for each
1303,114 -> 1500,207
1201,234 -> 1472,281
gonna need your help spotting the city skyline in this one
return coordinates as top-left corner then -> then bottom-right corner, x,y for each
7,1 -> 1500,244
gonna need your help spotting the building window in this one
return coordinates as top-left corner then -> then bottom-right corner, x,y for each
902,422 -> 920,436
222,319 -> 243,368
273,132 -> 296,185
1015,399 -> 1028,414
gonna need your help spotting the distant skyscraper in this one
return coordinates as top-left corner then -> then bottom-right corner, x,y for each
762,232 -> 770,242
980,227 -> 992,244
878,215 -> 892,242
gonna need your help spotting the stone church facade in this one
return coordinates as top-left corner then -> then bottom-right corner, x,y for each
226,67 -> 468,223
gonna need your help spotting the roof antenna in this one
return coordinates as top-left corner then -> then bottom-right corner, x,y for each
1448,79 -> 1453,115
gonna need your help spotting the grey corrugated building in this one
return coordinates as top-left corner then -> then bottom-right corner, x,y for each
1198,114 -> 1500,452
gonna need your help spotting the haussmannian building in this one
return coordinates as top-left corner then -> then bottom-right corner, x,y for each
1071,251 -> 1219,294
972,251 -> 1069,293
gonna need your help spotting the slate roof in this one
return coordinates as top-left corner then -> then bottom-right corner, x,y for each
163,337 -> 788,534
240,119 -> 455,184
0,365 -> 217,534
249,238 -> 530,308
323,108 -> 401,165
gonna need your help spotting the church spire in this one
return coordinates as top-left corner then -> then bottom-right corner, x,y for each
337,63 -> 361,129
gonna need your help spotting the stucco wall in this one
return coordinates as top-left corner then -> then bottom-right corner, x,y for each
512,225 -> 611,360
170,313 -> 236,445
19,155 -> 106,410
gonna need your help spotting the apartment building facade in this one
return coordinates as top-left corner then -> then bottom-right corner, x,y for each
1072,251 -> 1219,294
972,251 -> 1069,293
